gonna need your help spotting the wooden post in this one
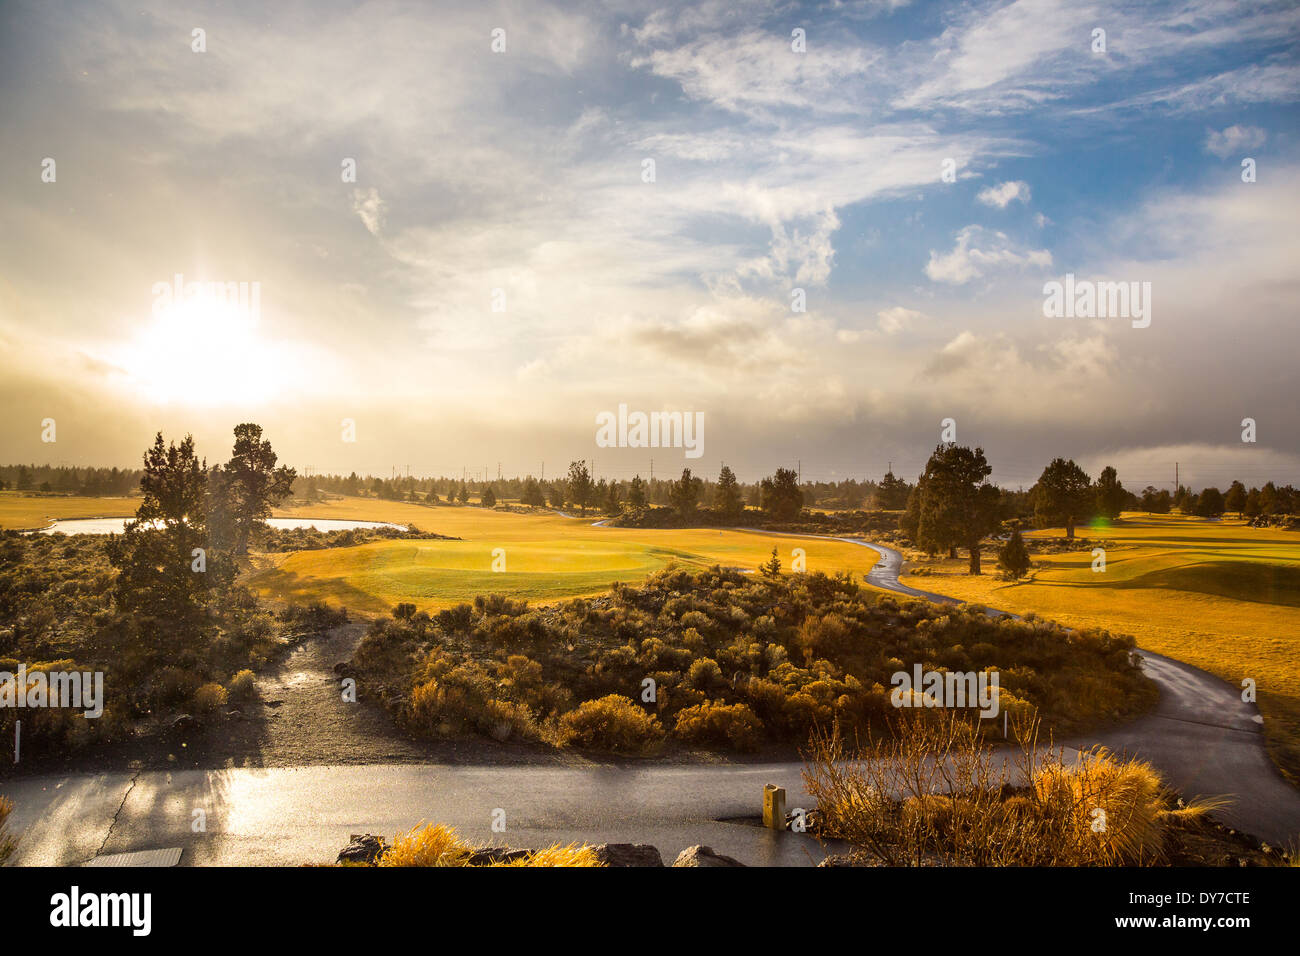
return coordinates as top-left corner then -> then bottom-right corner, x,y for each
763,784 -> 786,829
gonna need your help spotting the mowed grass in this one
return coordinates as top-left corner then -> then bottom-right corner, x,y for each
0,492 -> 138,530
900,513 -> 1300,783
249,499 -> 879,616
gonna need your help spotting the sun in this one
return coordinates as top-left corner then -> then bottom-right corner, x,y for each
114,295 -> 283,406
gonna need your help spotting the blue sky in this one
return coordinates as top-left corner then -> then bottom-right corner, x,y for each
1,0 -> 1297,488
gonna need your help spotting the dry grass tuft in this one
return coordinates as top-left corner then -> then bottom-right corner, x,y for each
491,843 -> 603,867
370,821 -> 603,867
377,822 -> 474,867
804,710 -> 1230,866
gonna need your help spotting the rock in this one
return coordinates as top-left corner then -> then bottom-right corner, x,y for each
466,846 -> 533,866
337,833 -> 388,865
593,843 -> 664,867
672,845 -> 745,867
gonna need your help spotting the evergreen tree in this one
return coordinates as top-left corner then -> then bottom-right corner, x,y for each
715,465 -> 743,522
997,529 -> 1032,579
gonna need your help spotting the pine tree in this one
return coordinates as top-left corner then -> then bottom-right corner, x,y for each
997,529 -> 1032,580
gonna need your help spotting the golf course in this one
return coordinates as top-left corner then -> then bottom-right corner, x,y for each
254,500 -> 1300,786
900,514 -> 1300,784
9,491 -> 1299,786
249,498 -> 880,614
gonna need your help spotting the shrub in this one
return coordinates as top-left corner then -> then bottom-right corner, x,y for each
192,682 -> 228,713
0,796 -> 16,864
153,666 -> 203,706
673,701 -> 764,752
685,657 -> 724,691
227,669 -> 257,701
555,694 -> 663,754
804,714 -> 1210,866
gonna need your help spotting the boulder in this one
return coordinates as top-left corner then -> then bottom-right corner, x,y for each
672,845 -> 745,867
337,833 -> 388,865
593,843 -> 664,867
466,846 -> 533,866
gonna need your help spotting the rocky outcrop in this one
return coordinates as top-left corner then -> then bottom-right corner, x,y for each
671,845 -> 745,867
593,843 -> 664,867
337,833 -> 388,865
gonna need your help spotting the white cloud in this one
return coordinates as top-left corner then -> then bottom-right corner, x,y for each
352,188 -> 387,236
1204,124 -> 1268,158
925,226 -> 1052,284
877,306 -> 926,334
977,180 -> 1031,208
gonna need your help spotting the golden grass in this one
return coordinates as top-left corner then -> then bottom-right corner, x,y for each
805,714 -> 1219,866
1031,748 -> 1167,864
378,822 -> 473,867
0,493 -> 137,530
248,497 -> 879,614
490,844 -> 603,867
898,513 -> 1300,783
0,796 -> 16,864
374,822 -> 603,867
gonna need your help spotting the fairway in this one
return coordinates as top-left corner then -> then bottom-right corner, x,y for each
0,492 -> 138,530
900,514 -> 1300,783
248,501 -> 879,615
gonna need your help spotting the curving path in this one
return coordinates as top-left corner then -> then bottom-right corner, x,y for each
817,534 -> 1300,845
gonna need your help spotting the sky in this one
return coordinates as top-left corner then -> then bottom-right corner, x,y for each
0,0 -> 1297,489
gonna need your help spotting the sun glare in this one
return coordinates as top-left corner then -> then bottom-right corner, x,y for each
116,297 -> 282,406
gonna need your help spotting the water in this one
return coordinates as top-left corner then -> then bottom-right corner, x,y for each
37,517 -> 405,535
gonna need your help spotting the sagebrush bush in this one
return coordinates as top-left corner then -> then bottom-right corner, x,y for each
191,682 -> 228,713
349,566 -> 1156,755
673,700 -> 764,751
555,694 -> 663,754
227,669 -> 257,701
0,796 -> 17,864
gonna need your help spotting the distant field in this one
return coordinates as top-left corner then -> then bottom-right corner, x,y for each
249,500 -> 879,615
0,493 -> 138,530
901,513 -> 1300,784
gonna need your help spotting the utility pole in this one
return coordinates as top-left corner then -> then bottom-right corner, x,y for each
650,458 -> 654,482
798,459 -> 802,483
541,461 -> 544,482
1175,462 -> 1179,491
